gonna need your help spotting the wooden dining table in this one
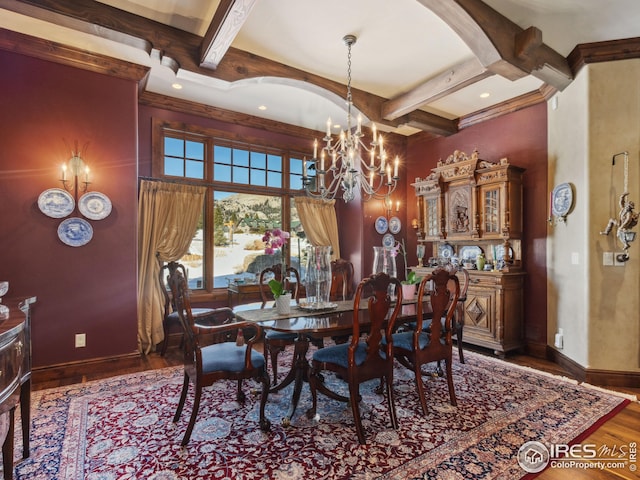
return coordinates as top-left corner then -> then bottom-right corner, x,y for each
234,299 -> 422,425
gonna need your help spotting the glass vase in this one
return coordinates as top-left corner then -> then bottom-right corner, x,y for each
304,246 -> 332,307
372,246 -> 397,277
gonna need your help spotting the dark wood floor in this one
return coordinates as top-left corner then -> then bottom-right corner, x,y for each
31,343 -> 640,480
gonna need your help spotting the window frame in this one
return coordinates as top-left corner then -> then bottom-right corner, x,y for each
150,119 -> 311,295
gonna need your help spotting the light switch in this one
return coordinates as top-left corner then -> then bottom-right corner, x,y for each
603,252 -> 614,266
571,252 -> 579,265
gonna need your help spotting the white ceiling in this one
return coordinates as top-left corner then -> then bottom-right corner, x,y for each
3,0 -> 640,136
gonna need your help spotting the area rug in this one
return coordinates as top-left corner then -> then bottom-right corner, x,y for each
9,350 -> 632,480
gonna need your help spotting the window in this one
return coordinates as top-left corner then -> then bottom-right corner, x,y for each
153,121 -> 311,292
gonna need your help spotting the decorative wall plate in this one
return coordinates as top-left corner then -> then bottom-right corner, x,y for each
552,182 -> 574,217
38,188 -> 75,218
438,243 -> 454,258
382,233 -> 395,248
495,244 -> 514,261
79,191 -> 112,220
57,217 -> 93,247
388,216 -> 401,234
375,216 -> 388,234
459,245 -> 482,261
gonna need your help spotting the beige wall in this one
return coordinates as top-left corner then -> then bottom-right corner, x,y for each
548,59 -> 640,371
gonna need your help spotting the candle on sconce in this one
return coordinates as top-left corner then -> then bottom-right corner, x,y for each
396,200 -> 400,212
386,164 -> 392,184
357,114 -> 362,134
313,139 -> 318,159
394,156 -> 399,178
61,164 -> 67,181
320,151 -> 325,172
303,158 -> 307,178
85,166 -> 90,183
369,170 -> 374,188
370,148 -> 375,167
326,118 -> 331,137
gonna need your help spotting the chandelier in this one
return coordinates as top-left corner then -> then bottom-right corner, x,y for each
302,34 -> 400,203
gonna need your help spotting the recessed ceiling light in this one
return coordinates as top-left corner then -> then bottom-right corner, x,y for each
258,105 -> 267,111
172,83 -> 183,90
480,92 -> 490,98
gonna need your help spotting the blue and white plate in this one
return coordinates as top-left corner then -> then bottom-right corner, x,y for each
38,188 -> 75,218
389,216 -> 401,234
57,217 -> 93,247
382,233 -> 395,248
79,191 -> 112,220
375,216 -> 388,234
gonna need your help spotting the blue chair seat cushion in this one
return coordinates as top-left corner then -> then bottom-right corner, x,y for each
391,331 -> 432,351
312,342 -> 385,368
201,343 -> 265,373
265,330 -> 298,341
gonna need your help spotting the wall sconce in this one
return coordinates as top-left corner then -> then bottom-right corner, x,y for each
61,150 -> 91,194
37,142 -> 112,247
600,152 -> 638,262
383,196 -> 400,218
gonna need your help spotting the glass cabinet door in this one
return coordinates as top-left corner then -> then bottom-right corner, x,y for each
483,187 -> 500,235
425,197 -> 439,238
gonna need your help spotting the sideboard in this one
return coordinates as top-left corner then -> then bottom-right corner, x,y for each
414,267 -> 525,357
0,296 -> 34,480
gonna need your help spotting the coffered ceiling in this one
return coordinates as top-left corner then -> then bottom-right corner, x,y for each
1,0 -> 640,137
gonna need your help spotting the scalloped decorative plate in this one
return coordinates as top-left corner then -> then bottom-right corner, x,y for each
38,188 -> 75,218
57,217 -> 93,247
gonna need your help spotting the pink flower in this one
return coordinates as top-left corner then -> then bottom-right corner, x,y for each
263,228 -> 290,255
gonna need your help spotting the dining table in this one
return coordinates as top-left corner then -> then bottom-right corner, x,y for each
233,298 -> 422,426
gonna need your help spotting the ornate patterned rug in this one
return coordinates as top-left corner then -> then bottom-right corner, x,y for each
10,350 -> 631,480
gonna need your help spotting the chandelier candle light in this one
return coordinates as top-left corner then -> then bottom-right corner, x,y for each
302,35 -> 400,203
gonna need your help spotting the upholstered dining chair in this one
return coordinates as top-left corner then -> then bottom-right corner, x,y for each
306,272 -> 403,445
158,260 -> 217,356
169,269 -> 271,446
259,265 -> 305,386
391,267 -> 460,415
329,258 -> 355,301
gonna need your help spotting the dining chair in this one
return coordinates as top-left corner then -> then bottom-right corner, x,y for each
391,267 -> 460,415
306,272 -> 403,445
169,269 -> 271,446
158,259 -> 217,356
259,265 -> 316,387
329,258 -> 355,301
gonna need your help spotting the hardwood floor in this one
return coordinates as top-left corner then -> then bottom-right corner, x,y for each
32,344 -> 639,480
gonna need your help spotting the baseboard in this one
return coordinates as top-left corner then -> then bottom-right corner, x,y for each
547,346 -> 640,388
32,352 -> 142,385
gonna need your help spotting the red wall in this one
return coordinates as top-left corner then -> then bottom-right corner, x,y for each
0,51 -> 139,367
405,103 -> 549,348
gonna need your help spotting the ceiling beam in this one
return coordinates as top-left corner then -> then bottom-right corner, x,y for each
382,57 -> 492,121
199,0 -> 258,69
416,0 -> 573,89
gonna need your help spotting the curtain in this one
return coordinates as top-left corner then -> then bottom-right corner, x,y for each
294,196 -> 340,260
137,180 -> 206,354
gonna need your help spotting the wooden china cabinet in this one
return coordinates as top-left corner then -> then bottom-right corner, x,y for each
412,150 -> 525,357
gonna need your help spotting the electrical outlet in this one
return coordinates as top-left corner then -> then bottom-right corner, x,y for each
75,333 -> 86,348
554,330 -> 563,349
603,252 -> 614,266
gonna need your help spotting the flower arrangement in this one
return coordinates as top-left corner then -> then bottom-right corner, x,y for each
389,238 -> 419,285
262,228 -> 290,298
